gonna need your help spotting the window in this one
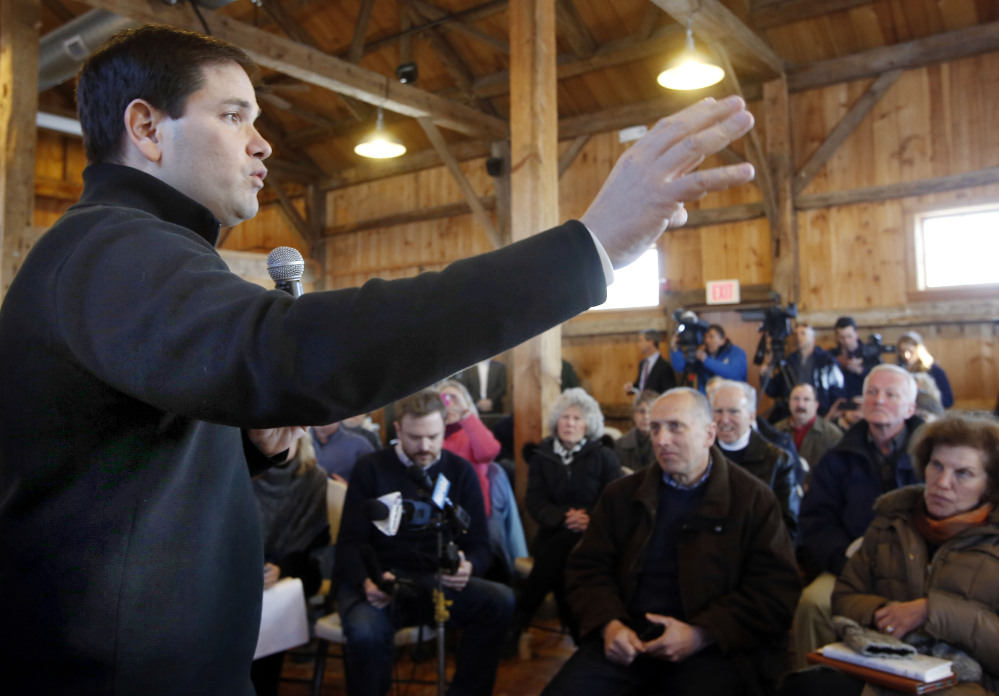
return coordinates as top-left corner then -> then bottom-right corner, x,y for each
592,247 -> 660,311
912,205 -> 999,290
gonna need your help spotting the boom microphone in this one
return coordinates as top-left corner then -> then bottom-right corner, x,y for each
266,246 -> 305,298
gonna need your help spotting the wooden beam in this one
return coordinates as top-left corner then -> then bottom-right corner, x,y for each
555,0 -> 596,58
265,174 -> 316,249
794,69 -> 901,195
1,0 -> 40,298
509,0 -> 561,515
363,0 -> 508,53
348,0 -> 377,64
796,166 -> 999,210
764,77 -> 799,303
749,0 -> 873,30
473,25 -> 685,99
684,202 -> 766,227
260,0 -> 315,46
558,134 -> 590,179
648,0 -> 785,77
490,139 -> 512,246
322,138 -> 495,190
408,0 -> 509,54
788,21 -> 999,93
417,117 -> 502,248
323,197 -> 497,237
79,0 -> 508,139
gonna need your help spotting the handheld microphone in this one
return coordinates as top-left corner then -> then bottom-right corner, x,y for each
266,246 -> 305,298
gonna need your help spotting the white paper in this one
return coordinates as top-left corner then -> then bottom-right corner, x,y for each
254,577 -> 310,660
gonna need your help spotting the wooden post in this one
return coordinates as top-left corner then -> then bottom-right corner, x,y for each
763,77 -> 799,305
508,0 -> 560,516
0,0 -> 40,299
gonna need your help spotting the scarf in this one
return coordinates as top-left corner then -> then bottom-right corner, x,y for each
553,437 -> 587,465
914,499 -> 994,546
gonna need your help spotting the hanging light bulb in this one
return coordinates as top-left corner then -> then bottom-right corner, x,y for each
657,19 -> 725,91
354,107 -> 406,159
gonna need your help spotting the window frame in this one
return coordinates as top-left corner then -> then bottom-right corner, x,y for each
905,199 -> 999,302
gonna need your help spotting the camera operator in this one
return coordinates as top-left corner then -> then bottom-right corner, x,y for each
829,317 -> 881,400
670,323 -> 747,393
335,390 -> 512,696
760,324 -> 844,419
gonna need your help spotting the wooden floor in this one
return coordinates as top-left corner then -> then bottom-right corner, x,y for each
277,617 -> 575,696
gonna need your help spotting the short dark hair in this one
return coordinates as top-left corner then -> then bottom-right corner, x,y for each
395,389 -> 447,424
910,413 -> 999,504
706,324 -> 726,339
76,25 -> 257,164
642,329 -> 660,347
834,317 -> 858,331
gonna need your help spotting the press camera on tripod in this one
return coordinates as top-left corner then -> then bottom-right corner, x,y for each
673,309 -> 711,363
860,333 -> 896,362
752,295 -> 798,367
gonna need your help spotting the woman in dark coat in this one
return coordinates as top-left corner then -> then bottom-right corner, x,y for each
512,387 -> 623,644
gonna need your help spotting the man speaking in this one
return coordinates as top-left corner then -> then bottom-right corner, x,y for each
0,25 -> 755,695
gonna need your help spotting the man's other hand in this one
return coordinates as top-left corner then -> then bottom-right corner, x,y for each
441,552 -> 473,591
642,614 -> 711,662
602,619 -> 646,665
582,96 -> 755,269
363,573 -> 396,609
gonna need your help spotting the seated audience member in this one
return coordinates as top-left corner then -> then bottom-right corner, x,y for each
670,323 -> 748,393
438,379 -> 527,581
335,390 -> 512,696
792,365 -> 923,668
251,433 -> 330,696
512,388 -> 623,643
615,390 -> 658,472
830,317 -> 880,400
458,357 -> 508,414
311,420 -> 375,482
341,413 -> 382,450
543,388 -> 801,696
897,331 -> 954,408
776,384 -> 843,483
915,391 -> 945,424
624,329 -> 677,396
780,413 -> 999,696
762,323 -> 845,418
711,380 -> 800,538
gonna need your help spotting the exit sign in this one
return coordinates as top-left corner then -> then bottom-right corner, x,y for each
706,279 -> 741,305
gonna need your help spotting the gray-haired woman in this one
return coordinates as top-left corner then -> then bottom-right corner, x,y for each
510,388 -> 623,645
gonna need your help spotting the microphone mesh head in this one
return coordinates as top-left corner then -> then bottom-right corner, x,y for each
266,246 -> 305,282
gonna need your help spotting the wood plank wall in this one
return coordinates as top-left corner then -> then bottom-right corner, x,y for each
30,51 -> 999,423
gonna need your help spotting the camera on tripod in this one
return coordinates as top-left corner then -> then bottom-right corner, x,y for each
752,296 -> 798,365
673,309 -> 710,363
860,333 -> 896,362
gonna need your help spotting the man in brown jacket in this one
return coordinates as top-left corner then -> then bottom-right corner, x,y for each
543,388 -> 801,696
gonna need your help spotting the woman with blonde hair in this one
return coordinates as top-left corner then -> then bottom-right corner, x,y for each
897,331 -> 954,408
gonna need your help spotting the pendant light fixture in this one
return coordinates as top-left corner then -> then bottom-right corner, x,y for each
657,19 -> 725,91
354,107 -> 406,159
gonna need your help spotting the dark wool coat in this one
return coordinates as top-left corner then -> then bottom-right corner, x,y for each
566,449 -> 802,696
0,164 -> 607,695
833,486 -> 999,696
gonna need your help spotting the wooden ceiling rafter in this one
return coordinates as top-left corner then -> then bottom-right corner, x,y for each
556,0 -> 597,59
361,0 -> 509,56
407,0 -> 509,55
78,0 -> 508,139
748,0 -> 874,29
417,116 -> 503,249
793,68 -> 902,195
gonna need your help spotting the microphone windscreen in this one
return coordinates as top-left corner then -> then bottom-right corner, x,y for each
266,246 -> 305,282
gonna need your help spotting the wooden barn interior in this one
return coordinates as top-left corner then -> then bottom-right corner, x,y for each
4,0 -> 999,469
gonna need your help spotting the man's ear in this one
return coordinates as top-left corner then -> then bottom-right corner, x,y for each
123,99 -> 165,163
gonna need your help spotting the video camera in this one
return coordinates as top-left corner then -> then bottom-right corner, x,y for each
673,309 -> 710,363
752,295 -> 798,365
860,333 -> 896,362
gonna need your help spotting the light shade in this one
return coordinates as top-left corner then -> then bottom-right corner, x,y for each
657,22 -> 724,91
354,107 -> 406,159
